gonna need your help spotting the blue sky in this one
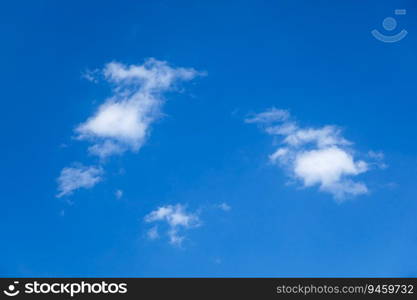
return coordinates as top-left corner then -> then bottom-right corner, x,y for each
1,0 -> 417,277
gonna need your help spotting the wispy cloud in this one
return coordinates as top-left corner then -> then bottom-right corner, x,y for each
247,108 -> 384,200
368,150 -> 388,169
76,58 -> 203,158
217,202 -> 231,211
81,68 -> 100,83
144,204 -> 200,246
56,164 -> 103,198
57,58 -> 202,197
245,108 -> 289,124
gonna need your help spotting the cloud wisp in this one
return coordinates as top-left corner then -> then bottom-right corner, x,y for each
144,204 -> 200,246
217,202 -> 231,211
76,58 -> 202,158
57,58 -> 202,197
246,108 -> 383,200
56,164 -> 103,198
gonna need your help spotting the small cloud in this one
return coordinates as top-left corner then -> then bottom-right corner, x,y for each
245,107 -> 290,124
368,150 -> 384,160
81,68 -> 100,83
76,58 -> 203,158
248,108 -> 379,201
56,164 -> 103,198
115,189 -> 123,199
58,58 -> 203,197
144,204 -> 200,246
368,150 -> 388,169
217,202 -> 231,211
292,147 -> 368,199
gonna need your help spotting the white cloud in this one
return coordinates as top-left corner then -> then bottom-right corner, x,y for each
293,147 -> 368,198
144,204 -> 200,246
57,59 -> 202,197
56,164 -> 103,198
283,126 -> 350,148
250,108 -> 382,200
76,58 -> 203,158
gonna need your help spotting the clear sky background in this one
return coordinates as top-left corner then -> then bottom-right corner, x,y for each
1,0 -> 417,277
